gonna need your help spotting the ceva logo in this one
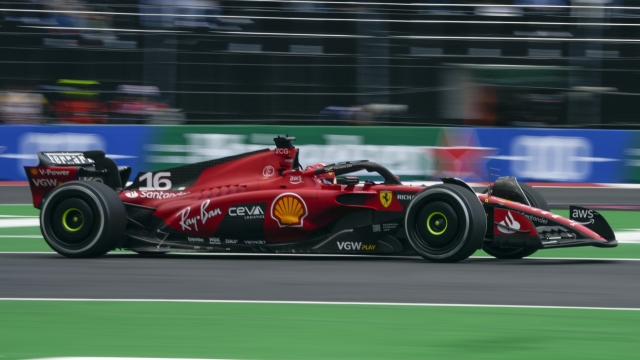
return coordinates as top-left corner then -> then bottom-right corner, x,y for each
229,206 -> 264,217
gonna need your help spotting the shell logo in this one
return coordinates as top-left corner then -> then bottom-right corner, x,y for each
271,193 -> 308,227
30,168 -> 38,175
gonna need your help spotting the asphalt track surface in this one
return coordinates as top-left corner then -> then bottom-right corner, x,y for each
1,252 -> 639,308
2,185 -> 639,309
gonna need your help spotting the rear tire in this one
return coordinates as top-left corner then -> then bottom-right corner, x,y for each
40,181 -> 126,258
405,184 -> 486,262
482,182 -> 548,259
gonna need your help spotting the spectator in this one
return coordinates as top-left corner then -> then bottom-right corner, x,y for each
0,83 -> 47,124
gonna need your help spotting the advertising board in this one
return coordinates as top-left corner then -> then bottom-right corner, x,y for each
0,126 -> 152,181
0,125 -> 635,183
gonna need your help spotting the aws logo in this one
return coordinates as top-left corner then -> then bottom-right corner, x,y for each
571,208 -> 595,225
271,193 -> 308,227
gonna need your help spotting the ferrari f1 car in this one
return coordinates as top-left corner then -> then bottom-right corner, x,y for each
25,136 -> 617,262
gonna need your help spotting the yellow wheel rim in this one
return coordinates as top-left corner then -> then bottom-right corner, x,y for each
62,208 -> 84,232
426,212 -> 447,235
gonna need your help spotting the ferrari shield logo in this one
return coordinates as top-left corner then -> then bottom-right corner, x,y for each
379,191 -> 392,208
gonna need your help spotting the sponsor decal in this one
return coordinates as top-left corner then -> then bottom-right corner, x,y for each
31,178 -> 60,187
262,165 -> 275,178
228,205 -> 265,219
209,237 -> 221,244
80,176 -> 105,183
289,175 -> 303,184
324,164 -> 352,171
30,168 -> 38,175
572,208 -> 595,225
383,223 -> 399,232
396,194 -> 414,201
523,213 -> 548,225
271,193 -> 308,227
138,172 -> 172,191
225,239 -> 238,244
45,153 -> 92,165
178,199 -> 222,231
497,211 -> 520,234
275,148 -> 289,155
542,240 -> 558,245
372,224 -> 381,232
337,242 -> 376,251
379,191 -> 392,208
126,190 -> 189,200
38,169 -> 70,176
244,240 -> 266,245
188,237 -> 204,242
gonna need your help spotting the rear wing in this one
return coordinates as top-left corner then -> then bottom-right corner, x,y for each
24,150 -> 131,208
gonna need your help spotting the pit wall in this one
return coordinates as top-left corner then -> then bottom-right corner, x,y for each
1,125 -> 637,183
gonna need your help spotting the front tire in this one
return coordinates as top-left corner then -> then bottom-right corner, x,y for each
482,182 -> 549,259
405,184 -> 486,262
40,181 -> 127,258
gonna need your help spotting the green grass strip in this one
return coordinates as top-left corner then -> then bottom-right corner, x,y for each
0,205 -> 39,217
0,227 -> 42,237
0,238 -> 49,252
0,301 -> 639,360
474,244 -> 640,259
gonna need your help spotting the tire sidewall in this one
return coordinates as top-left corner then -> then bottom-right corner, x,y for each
405,184 -> 485,262
40,181 -> 124,257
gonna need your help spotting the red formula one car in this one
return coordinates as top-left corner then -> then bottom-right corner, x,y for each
25,136 -> 617,262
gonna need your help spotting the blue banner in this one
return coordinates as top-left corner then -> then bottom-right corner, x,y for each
474,128 -> 630,183
0,125 -> 153,181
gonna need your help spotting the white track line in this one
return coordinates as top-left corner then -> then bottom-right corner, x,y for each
0,218 -> 39,228
0,235 -> 42,238
0,298 -> 638,311
33,358 -> 237,360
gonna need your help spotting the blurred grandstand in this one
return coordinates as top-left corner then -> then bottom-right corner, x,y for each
1,0 -> 639,126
